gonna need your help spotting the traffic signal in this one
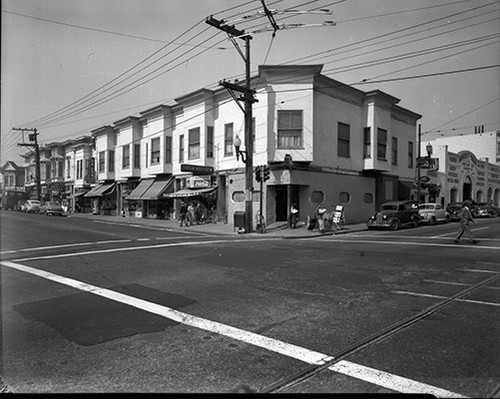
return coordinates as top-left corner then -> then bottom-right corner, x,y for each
255,165 -> 262,182
263,165 -> 270,181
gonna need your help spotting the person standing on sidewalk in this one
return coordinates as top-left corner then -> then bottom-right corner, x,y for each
179,200 -> 188,227
454,200 -> 479,244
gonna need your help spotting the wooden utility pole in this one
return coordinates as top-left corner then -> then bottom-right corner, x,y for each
417,124 -> 421,204
206,16 -> 256,233
14,127 -> 41,202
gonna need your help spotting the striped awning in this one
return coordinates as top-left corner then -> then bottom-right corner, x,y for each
141,177 -> 174,200
125,178 -> 154,200
84,182 -> 115,198
163,186 -> 217,198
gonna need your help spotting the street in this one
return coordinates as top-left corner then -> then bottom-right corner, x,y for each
1,211 -> 499,395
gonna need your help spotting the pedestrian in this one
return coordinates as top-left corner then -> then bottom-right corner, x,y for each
289,203 -> 299,228
316,204 -> 327,233
179,200 -> 188,226
454,200 -> 479,244
187,202 -> 195,226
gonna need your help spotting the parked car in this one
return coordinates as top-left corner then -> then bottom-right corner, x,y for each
39,201 -> 65,216
473,202 -> 499,218
24,200 -> 41,213
447,201 -> 479,221
15,200 -> 27,212
418,203 -> 450,225
367,200 -> 421,231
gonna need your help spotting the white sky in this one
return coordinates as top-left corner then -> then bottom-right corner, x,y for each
1,0 -> 499,165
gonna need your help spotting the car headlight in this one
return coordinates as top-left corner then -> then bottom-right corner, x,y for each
382,214 -> 387,220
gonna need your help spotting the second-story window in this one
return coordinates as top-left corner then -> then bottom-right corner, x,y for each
179,135 -> 184,163
392,137 -> 398,165
108,150 -> 115,172
408,141 -> 414,168
122,144 -> 130,169
224,123 -> 233,156
76,160 -> 82,179
99,151 -> 105,173
278,110 -> 303,149
165,136 -> 172,164
363,127 -> 371,158
377,128 -> 387,160
89,157 -> 96,180
206,126 -> 214,158
188,127 -> 200,160
66,157 -> 71,178
338,122 -> 350,158
151,137 -> 160,165
134,144 -> 140,168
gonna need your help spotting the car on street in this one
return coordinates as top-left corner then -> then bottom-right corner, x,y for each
473,202 -> 499,218
366,200 -> 420,231
24,200 -> 41,213
418,203 -> 450,225
39,201 -> 65,216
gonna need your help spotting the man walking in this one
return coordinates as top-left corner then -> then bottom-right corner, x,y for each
454,200 -> 479,244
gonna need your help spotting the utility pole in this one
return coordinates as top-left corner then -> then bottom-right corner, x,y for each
417,124 -> 421,204
206,15 -> 256,234
14,127 -> 41,202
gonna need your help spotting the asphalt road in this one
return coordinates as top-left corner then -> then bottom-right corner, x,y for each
1,210 -> 499,395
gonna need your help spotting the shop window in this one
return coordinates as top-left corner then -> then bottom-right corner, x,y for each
339,192 -> 350,203
232,191 -> 245,203
364,193 -> 374,203
310,190 -> 324,203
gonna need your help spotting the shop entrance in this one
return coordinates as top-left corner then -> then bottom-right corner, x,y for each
463,176 -> 472,201
275,185 -> 300,222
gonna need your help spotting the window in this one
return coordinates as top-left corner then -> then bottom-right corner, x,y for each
99,151 -> 105,173
66,157 -> 71,178
134,144 -> 140,168
188,127 -> 200,159
364,193 -> 374,203
338,122 -> 350,158
339,192 -> 350,203
408,141 -> 414,168
90,158 -> 95,179
206,126 -> 214,158
278,110 -> 302,148
377,128 -> 387,160
179,135 -> 184,163
310,191 -> 324,203
363,127 -> 371,158
232,191 -> 245,203
57,160 -> 63,178
108,150 -> 115,172
122,144 -> 130,169
165,136 -> 172,164
224,123 -> 233,156
151,137 -> 160,165
392,137 -> 398,165
76,160 -> 82,179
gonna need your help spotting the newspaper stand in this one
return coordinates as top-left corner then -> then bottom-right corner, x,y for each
333,205 -> 345,229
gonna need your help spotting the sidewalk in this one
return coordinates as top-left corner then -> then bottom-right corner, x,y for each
68,212 -> 368,238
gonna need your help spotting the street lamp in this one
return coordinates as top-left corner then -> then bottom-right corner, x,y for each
233,135 -> 247,163
426,142 -> 433,158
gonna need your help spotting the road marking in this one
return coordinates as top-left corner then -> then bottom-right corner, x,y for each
431,226 -> 490,238
0,239 -> 132,255
393,290 -> 500,307
459,269 -> 499,274
423,279 -> 500,290
1,260 -> 466,397
320,238 -> 500,250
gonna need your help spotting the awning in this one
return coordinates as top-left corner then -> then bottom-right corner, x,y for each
126,178 -> 154,200
74,192 -> 87,198
399,180 -> 419,191
164,186 -> 217,198
141,177 -> 175,200
84,182 -> 116,198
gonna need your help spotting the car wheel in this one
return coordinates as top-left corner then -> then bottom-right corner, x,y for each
429,217 -> 436,225
389,219 -> 400,231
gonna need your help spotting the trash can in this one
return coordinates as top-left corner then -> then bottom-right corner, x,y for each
234,211 -> 246,231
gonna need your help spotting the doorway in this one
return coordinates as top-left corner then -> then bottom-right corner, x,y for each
275,185 -> 300,222
462,176 -> 472,201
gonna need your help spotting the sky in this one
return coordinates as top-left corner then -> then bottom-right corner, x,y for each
1,0 -> 499,165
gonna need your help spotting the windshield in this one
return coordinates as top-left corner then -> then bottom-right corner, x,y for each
380,204 -> 398,211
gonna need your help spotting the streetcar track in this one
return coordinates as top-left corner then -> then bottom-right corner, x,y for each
260,273 -> 500,393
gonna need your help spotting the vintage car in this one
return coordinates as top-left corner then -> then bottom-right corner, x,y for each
367,201 -> 421,231
24,200 -> 41,213
418,203 -> 450,225
473,202 -> 499,218
39,201 -> 65,216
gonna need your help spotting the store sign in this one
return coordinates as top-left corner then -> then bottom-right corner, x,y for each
187,176 -> 211,188
417,157 -> 438,170
181,164 -> 214,174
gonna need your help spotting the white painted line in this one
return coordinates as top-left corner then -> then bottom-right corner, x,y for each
321,238 -> 499,250
393,290 -> 500,307
460,269 -> 499,274
431,226 -> 490,238
1,259 -> 467,398
0,239 -> 132,255
11,238 -> 281,262
423,279 -> 500,290
136,238 -> 151,242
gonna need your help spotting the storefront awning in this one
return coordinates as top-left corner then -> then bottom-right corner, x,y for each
141,177 -> 175,200
125,178 -> 154,200
163,186 -> 217,198
399,180 -> 419,191
84,182 -> 115,198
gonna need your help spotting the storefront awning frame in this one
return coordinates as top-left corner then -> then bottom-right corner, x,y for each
163,186 -> 217,198
125,178 -> 154,200
141,177 -> 175,200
